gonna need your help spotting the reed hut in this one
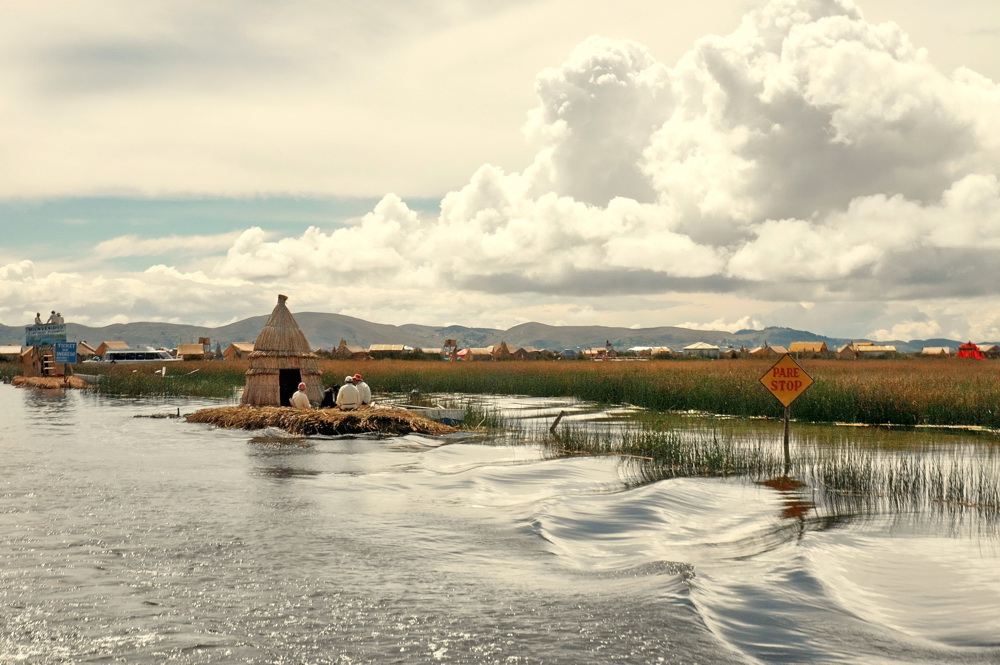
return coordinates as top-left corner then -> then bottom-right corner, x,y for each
241,294 -> 323,407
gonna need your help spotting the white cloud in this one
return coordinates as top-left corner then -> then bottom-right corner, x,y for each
94,231 -> 245,259
0,260 -> 36,281
868,319 -> 942,342
2,0 -> 1000,342
676,315 -> 765,333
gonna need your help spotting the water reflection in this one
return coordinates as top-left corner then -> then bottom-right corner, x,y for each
2,386 -> 999,664
757,475 -> 814,521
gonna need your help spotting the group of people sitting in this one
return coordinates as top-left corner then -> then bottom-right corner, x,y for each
34,310 -> 64,325
290,373 -> 370,410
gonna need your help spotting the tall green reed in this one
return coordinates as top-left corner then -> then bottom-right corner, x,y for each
322,358 -> 1000,428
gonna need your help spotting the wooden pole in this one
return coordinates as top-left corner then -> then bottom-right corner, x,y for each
550,410 -> 566,433
783,405 -> 791,473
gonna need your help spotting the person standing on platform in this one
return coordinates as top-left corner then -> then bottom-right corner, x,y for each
290,382 -> 311,409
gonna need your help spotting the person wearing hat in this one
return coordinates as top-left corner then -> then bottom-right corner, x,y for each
353,373 -> 371,406
335,375 -> 361,411
290,382 -> 311,409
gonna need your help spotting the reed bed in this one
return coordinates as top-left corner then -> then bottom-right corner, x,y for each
80,362 -> 247,398
186,405 -> 456,436
799,444 -> 1000,515
454,400 -> 512,431
0,360 -> 19,382
318,358 -> 1000,428
542,418 -> 1000,517
40,356 -> 1000,428
546,423 -> 787,479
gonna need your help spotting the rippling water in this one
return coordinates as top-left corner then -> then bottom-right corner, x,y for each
2,385 -> 999,664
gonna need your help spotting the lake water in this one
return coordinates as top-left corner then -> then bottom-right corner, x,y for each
2,384 -> 999,664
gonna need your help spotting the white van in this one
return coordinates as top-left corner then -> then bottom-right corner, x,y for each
85,348 -> 181,363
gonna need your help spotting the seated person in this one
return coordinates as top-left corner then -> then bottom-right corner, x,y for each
320,384 -> 339,408
335,375 -> 361,410
290,382 -> 311,409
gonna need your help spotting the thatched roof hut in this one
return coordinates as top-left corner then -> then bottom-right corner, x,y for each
241,294 -> 323,407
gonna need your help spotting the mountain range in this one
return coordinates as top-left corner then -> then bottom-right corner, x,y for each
0,312 -> 986,355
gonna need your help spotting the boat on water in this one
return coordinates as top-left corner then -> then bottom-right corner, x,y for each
83,348 -> 182,363
402,405 -> 466,426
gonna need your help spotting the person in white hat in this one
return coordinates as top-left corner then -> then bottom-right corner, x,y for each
335,375 -> 361,411
290,382 -> 311,409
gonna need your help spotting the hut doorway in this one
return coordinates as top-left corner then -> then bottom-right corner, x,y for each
279,369 -> 302,406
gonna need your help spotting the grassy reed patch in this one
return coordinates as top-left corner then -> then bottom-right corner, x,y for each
317,358 -> 1000,428
79,361 -> 246,398
26,356 -> 1000,429
1,360 -> 23,382
543,414 -> 1000,518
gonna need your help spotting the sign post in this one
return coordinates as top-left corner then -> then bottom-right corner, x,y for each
54,342 -> 78,364
759,354 -> 814,470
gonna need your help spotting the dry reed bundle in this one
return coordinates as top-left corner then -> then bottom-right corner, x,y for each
186,405 -> 457,436
12,375 -> 90,389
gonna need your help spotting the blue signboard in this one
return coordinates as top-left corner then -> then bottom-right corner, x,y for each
54,342 -> 78,364
25,324 -> 67,346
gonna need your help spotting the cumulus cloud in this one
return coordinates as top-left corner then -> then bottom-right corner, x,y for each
207,0 -> 999,334
3,0 -> 1000,339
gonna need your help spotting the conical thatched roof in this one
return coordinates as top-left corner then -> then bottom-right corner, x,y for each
252,294 -> 312,353
242,294 -> 323,407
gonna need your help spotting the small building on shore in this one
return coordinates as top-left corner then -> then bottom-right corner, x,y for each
223,342 -> 255,361
95,341 -> 128,357
177,343 -> 209,361
979,344 -> 1000,359
683,342 -> 721,359
788,341 -> 829,358
857,344 -> 897,359
368,344 -> 412,359
957,342 -> 984,359
0,345 -> 21,361
76,341 -> 98,360
333,340 -> 371,361
750,344 -> 788,359
514,346 -> 544,361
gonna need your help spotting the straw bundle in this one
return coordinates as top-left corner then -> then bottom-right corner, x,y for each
12,375 -> 90,389
186,405 -> 457,436
241,294 -> 323,406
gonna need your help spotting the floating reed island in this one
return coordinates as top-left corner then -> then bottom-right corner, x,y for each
186,405 -> 457,436
12,375 -> 91,389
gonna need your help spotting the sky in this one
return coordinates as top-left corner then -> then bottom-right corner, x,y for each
2,0 -> 999,341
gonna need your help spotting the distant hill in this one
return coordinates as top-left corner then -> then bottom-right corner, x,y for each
0,314 -> 984,355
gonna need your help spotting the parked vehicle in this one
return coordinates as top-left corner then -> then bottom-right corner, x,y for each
84,348 -> 181,363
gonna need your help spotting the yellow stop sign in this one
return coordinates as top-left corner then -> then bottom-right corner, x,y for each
760,354 -> 814,407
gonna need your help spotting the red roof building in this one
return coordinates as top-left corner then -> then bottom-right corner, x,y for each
956,342 -> 984,359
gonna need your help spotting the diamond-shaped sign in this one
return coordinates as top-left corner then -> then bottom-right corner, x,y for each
759,353 -> 814,407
